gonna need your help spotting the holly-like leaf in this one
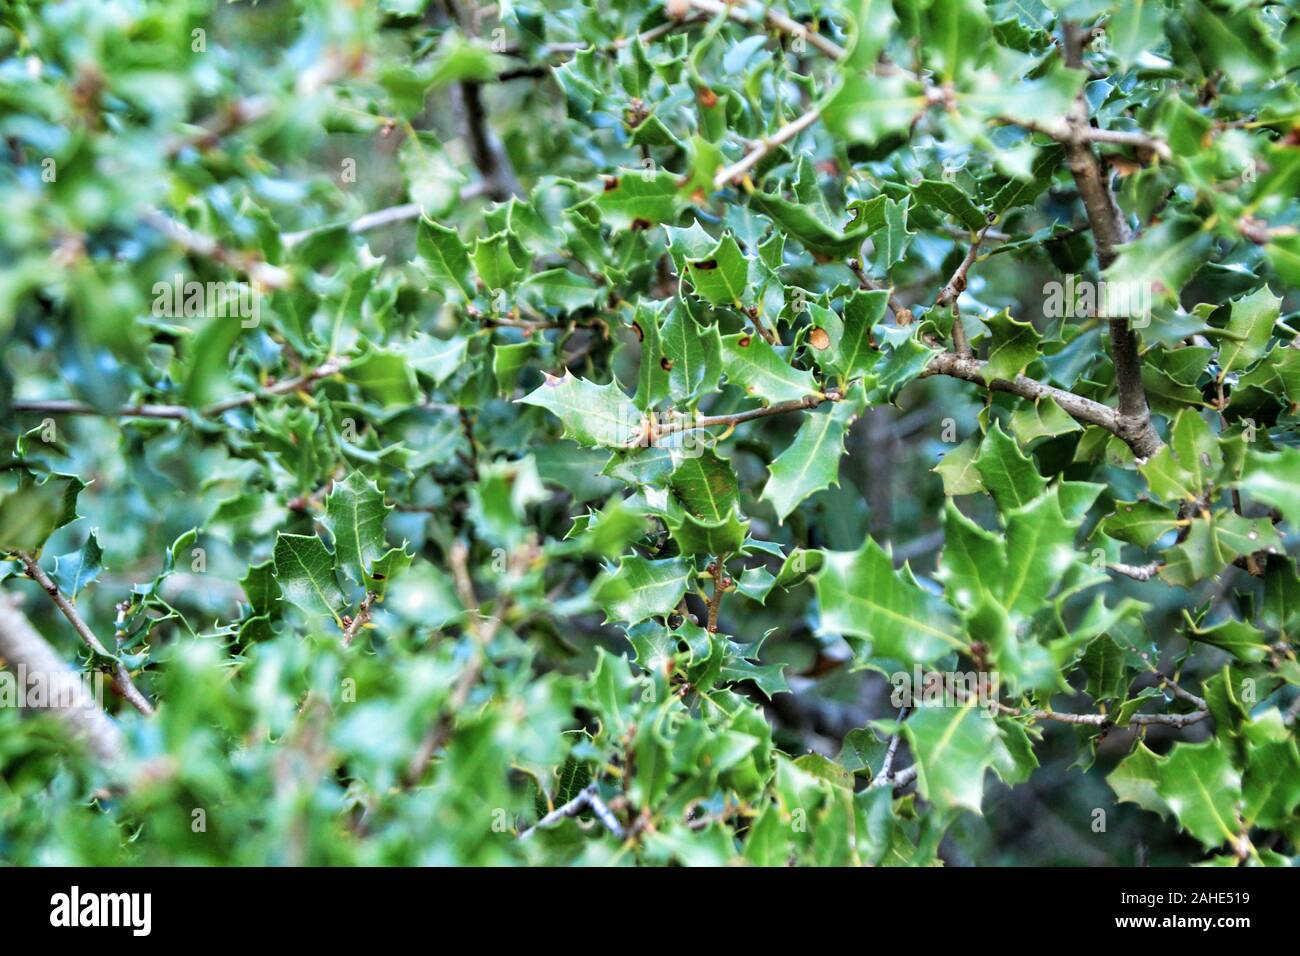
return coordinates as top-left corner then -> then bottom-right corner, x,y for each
912,180 -> 987,232
669,449 -> 739,522
273,532 -> 345,624
417,217 -> 474,302
684,233 -> 753,308
518,371 -> 640,447
720,332 -> 818,404
1218,285 -> 1282,377
973,422 -> 1045,511
981,309 -> 1040,383
904,702 -> 1008,815
590,555 -> 692,625
53,531 -> 104,601
1153,739 -> 1242,849
325,472 -> 391,584
814,538 -> 965,664
761,400 -> 856,522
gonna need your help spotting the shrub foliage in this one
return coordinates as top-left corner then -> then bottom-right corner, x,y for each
0,0 -> 1298,865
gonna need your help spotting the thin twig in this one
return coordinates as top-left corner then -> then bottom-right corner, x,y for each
921,352 -> 1159,458
713,107 -> 821,189
1107,561 -> 1162,581
14,357 -> 345,422
340,593 -> 374,648
652,389 -> 842,444
144,209 -> 291,290
683,0 -> 847,61
15,552 -> 154,717
517,782 -> 626,840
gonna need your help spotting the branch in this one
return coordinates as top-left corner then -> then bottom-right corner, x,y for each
921,352 -> 1162,458
340,593 -> 374,648
713,106 -> 822,190
1107,560 -> 1162,581
15,552 -> 154,717
1058,21 -> 1162,458
652,389 -> 842,444
705,556 -> 731,633
1000,116 -> 1171,162
0,596 -> 125,768
453,78 -> 523,201
14,357 -> 345,422
872,705 -> 909,787
517,782 -> 626,841
682,0 -> 847,61
404,539 -> 527,785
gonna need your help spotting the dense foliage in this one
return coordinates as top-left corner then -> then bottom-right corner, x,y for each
0,0 -> 1298,866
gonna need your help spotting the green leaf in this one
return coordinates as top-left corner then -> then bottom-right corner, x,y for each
669,449 -> 739,522
912,180 -> 987,232
1109,0 -> 1163,69
594,169 -> 682,229
1107,743 -> 1173,821
416,217 -> 474,302
348,347 -> 419,407
747,190 -> 877,258
981,309 -> 1040,383
760,400 -> 856,522
904,702 -> 1007,814
933,438 -> 985,496
973,422 -> 1045,511
720,332 -> 818,404
590,556 -> 692,625
521,268 -> 602,313
53,531 -> 104,601
938,501 -> 1006,610
667,506 -> 749,556
1184,614 -> 1270,663
1154,739 -> 1242,849
472,231 -> 522,292
0,478 -> 78,554
325,473 -> 391,584
1099,500 -> 1182,548
273,532 -> 345,624
660,304 -> 723,405
1001,488 -> 1080,618
822,72 -> 926,147
1217,285 -> 1282,378
685,233 -> 753,307
814,538 -> 965,664
518,371 -> 640,447
1240,447 -> 1300,528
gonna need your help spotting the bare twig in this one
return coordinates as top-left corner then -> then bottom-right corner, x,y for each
652,388 -> 842,444
873,705 -> 909,786
404,540 -> 529,785
682,0 -> 847,61
713,106 -> 822,189
1107,561 -> 1162,581
340,593 -> 374,648
14,357 -> 345,422
706,556 -> 730,633
517,782 -> 626,840
14,553 -> 154,717
921,352 -> 1160,458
